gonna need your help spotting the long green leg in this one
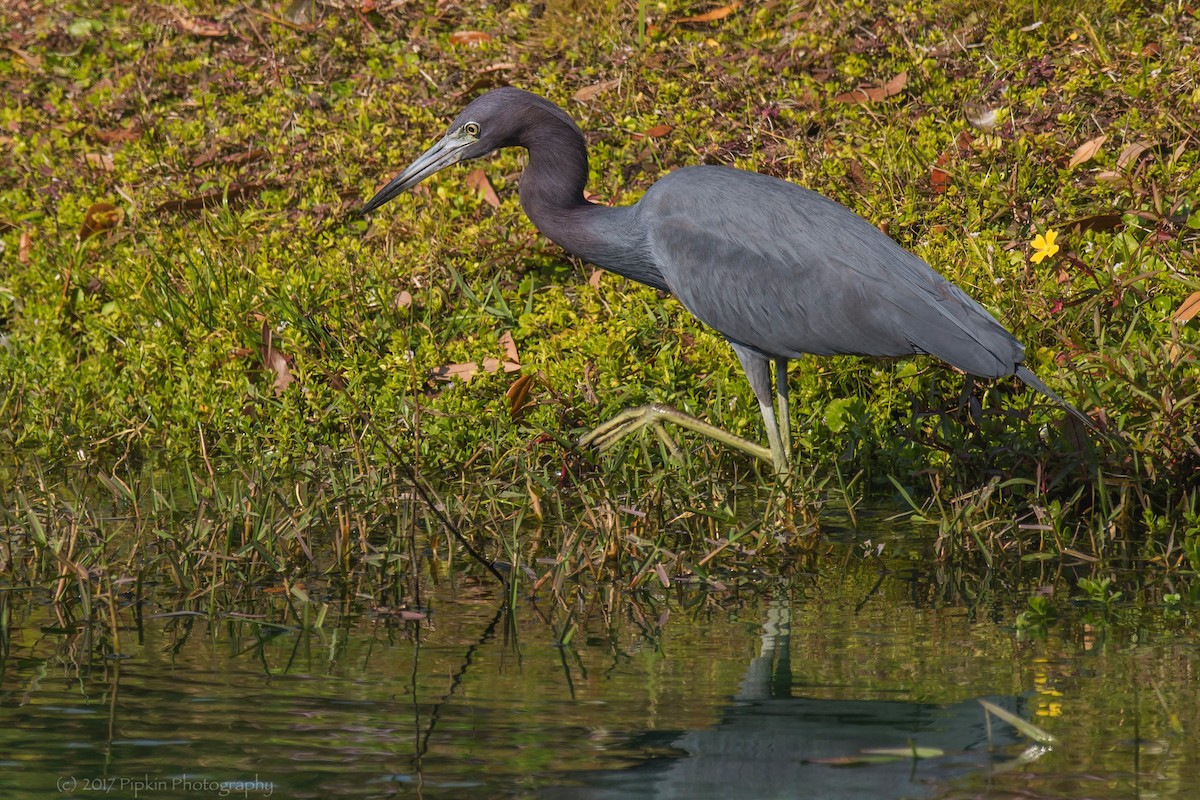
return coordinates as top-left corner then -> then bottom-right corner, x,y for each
775,357 -> 791,457
732,344 -> 789,472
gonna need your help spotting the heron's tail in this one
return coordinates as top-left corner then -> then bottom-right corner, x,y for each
1015,366 -> 1098,432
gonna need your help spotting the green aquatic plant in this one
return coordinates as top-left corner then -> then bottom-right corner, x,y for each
0,0 -> 1198,604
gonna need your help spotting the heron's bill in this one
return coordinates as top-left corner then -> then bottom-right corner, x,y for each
362,130 -> 473,213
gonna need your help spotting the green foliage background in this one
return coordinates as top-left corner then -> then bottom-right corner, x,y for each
1,0 -> 1198,566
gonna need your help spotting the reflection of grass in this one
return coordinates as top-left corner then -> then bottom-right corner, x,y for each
1,1 -> 1199,600
1,452 -> 826,623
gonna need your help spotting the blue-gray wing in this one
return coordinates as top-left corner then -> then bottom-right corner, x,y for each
637,166 -> 1024,378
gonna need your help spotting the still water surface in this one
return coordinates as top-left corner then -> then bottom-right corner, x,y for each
2,526 -> 1197,799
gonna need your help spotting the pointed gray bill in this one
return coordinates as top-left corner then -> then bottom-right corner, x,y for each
361,130 -> 475,214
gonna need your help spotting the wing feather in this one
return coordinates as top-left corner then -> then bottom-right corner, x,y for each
639,166 -> 1022,378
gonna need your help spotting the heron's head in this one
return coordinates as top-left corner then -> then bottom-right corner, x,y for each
362,87 -> 547,214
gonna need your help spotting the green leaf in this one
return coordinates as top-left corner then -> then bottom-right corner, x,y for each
68,18 -> 105,37
824,397 -> 853,433
979,699 -> 1059,745
862,746 -> 945,759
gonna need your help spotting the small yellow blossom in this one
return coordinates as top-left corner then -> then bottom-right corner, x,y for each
1030,230 -> 1060,264
1035,700 -> 1063,718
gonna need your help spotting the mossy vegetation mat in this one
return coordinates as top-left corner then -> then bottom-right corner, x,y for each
2,0 -> 1198,608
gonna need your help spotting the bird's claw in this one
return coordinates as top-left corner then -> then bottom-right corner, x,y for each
578,403 -> 776,468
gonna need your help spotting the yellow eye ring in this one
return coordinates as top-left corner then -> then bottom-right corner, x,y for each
463,122 -> 480,137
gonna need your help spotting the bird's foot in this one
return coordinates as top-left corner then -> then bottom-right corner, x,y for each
579,403 -> 777,469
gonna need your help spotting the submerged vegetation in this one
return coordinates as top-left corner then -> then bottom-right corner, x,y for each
1,0 -> 1199,616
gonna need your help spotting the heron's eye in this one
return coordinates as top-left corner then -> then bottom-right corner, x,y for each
463,122 -> 481,137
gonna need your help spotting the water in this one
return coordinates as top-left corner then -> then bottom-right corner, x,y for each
2,536 -> 1197,799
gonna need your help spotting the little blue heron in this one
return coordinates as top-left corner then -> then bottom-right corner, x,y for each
363,87 -> 1095,472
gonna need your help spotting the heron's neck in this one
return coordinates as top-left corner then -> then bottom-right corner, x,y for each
517,120 -> 665,291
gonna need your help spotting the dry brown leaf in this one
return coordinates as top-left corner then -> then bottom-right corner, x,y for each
1116,140 -> 1152,170
634,123 -> 673,140
930,148 -> 952,194
929,136 -> 971,194
5,46 -> 42,69
191,144 -> 221,168
192,146 -> 268,169
1065,212 -> 1123,232
260,322 -> 294,396
432,362 -> 480,382
465,168 -> 500,208
175,13 -> 230,37
506,373 -> 536,418
573,79 -> 620,103
395,290 -> 413,309
930,165 -> 951,194
482,357 -> 521,375
481,62 -> 517,74
432,358 -> 519,382
1173,291 -> 1200,324
448,30 -> 492,47
1068,134 -> 1107,168
154,183 -> 266,214
588,268 -> 604,289
526,476 -> 543,520
92,127 -> 139,145
885,71 -> 910,96
1061,547 -> 1100,562
834,72 -> 908,104
18,230 -> 31,264
499,331 -> 519,364
85,153 -> 114,171
79,202 -> 124,241
222,148 -> 270,168
809,756 -> 899,766
677,3 -> 741,23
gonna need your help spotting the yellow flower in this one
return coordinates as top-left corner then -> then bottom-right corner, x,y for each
1030,229 -> 1060,264
1035,700 -> 1064,718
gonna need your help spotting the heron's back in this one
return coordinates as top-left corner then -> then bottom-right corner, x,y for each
635,166 -> 1024,378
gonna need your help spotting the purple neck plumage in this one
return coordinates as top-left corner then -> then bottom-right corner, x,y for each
512,104 -> 665,291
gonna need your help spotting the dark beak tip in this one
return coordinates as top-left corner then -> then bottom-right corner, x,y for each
360,189 -> 396,216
